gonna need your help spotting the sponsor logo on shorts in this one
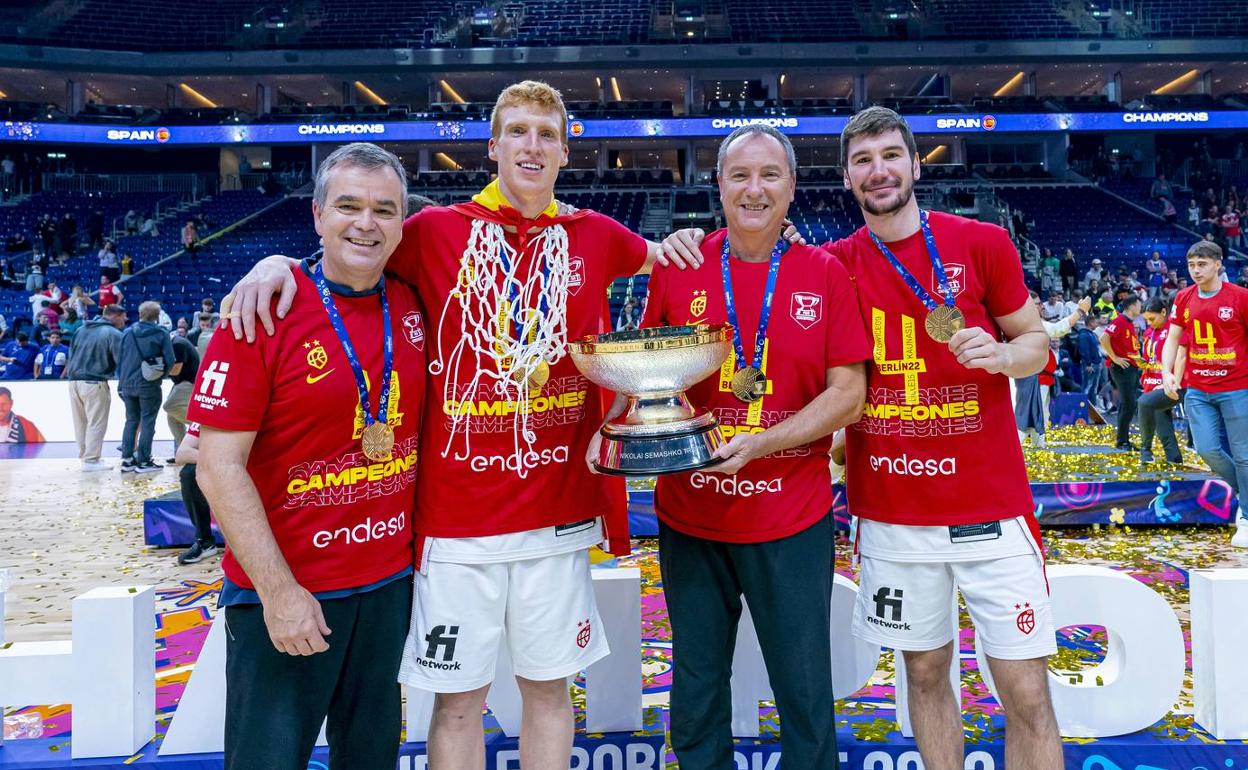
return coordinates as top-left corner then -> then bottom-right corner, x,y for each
867,587 -> 911,631
868,453 -> 958,476
419,625 -> 462,671
1015,602 -> 1035,635
689,471 -> 782,497
576,619 -> 592,649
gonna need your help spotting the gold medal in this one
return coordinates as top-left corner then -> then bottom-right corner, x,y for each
730,366 -> 767,403
925,305 -> 965,343
361,421 -> 395,462
511,359 -> 550,392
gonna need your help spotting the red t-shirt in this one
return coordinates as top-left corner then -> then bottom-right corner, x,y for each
1170,282 -> 1248,392
98,285 -> 120,306
641,233 -> 871,543
1102,314 -> 1140,367
1221,212 -> 1240,237
387,206 -> 648,540
1139,324 -> 1169,393
825,211 -> 1035,526
187,264 -> 427,593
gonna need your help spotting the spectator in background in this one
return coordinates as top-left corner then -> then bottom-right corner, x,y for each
1187,199 -> 1202,229
1060,248 -> 1080,294
57,211 -> 77,259
1083,257 -> 1105,288
173,423 -> 219,565
163,333 -> 200,461
116,300 -> 177,473
66,304 -> 125,471
0,312 -> 7,341
1160,196 -> 1177,225
98,240 -> 120,282
187,311 -> 214,351
1163,269 -> 1180,295
1039,248 -> 1060,294
0,332 -> 39,379
61,284 -> 95,319
28,290 -> 54,324
0,258 -> 14,289
38,214 -> 55,256
42,280 -> 65,311
1145,251 -> 1167,297
1076,315 -> 1107,412
182,220 -> 200,261
34,329 -> 69,379
140,214 -> 158,237
59,307 -> 83,342
1101,296 -> 1144,450
1221,206 -> 1241,252
97,275 -> 123,308
172,317 -> 190,338
1137,297 -> 1183,465
199,297 -> 219,326
124,209 -> 140,235
24,261 -> 43,292
1040,290 -> 1067,323
616,296 -> 641,331
86,208 -> 104,251
1238,265 -> 1248,290
1150,174 -> 1173,200
120,253 -> 134,275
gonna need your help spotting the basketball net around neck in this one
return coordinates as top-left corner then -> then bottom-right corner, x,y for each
429,218 -> 571,475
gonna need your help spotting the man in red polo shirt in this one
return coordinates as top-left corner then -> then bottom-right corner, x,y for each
192,143 -> 426,770
1162,240 -> 1248,547
1100,295 -> 1144,450
216,82 -> 698,768
644,124 -> 869,767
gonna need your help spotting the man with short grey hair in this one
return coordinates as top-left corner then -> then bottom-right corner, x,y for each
116,300 -> 178,473
66,303 -> 125,471
646,122 -> 870,767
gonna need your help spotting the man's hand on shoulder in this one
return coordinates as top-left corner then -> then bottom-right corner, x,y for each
657,228 -> 706,270
219,255 -> 301,343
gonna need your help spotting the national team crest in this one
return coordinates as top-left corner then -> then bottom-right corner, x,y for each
935,263 -> 966,297
689,289 -> 707,318
567,257 -> 585,296
1219,306 -> 1234,321
791,292 -> 822,329
305,340 -> 328,369
1014,602 -> 1035,635
576,619 -> 592,649
402,311 -> 426,351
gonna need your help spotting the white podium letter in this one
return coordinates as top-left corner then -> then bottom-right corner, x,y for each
1191,568 -> 1248,739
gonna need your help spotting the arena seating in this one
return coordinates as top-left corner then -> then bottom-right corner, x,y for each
513,0 -> 653,45
994,185 -> 1198,272
119,197 -> 320,323
927,0 -> 1082,39
1136,0 -> 1248,38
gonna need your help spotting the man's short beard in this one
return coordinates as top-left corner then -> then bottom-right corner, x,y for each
857,179 -> 914,217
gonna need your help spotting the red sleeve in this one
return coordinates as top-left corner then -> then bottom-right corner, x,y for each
823,254 -> 872,368
640,264 -> 669,328
185,319 -> 272,432
602,214 -> 649,280
979,224 -> 1030,319
1170,288 -> 1190,331
382,210 -> 426,287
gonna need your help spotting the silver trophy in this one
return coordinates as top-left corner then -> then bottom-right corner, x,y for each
569,324 -> 732,475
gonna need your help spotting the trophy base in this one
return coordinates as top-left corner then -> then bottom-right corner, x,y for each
593,421 -> 726,476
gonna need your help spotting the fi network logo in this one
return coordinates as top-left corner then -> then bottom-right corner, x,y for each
199,361 -> 230,397
873,587 -> 904,621
424,625 -> 460,662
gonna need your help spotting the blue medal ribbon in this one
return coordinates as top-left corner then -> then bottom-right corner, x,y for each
313,262 -> 392,431
497,246 -> 550,349
867,209 -> 956,312
720,236 -> 785,373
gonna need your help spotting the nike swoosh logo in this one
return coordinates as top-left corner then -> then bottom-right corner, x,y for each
306,369 -> 335,384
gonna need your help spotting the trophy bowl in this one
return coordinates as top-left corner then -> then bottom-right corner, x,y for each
569,324 -> 733,475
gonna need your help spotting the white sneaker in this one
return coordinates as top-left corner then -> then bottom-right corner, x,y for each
81,460 -> 112,472
1231,518 -> 1248,549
